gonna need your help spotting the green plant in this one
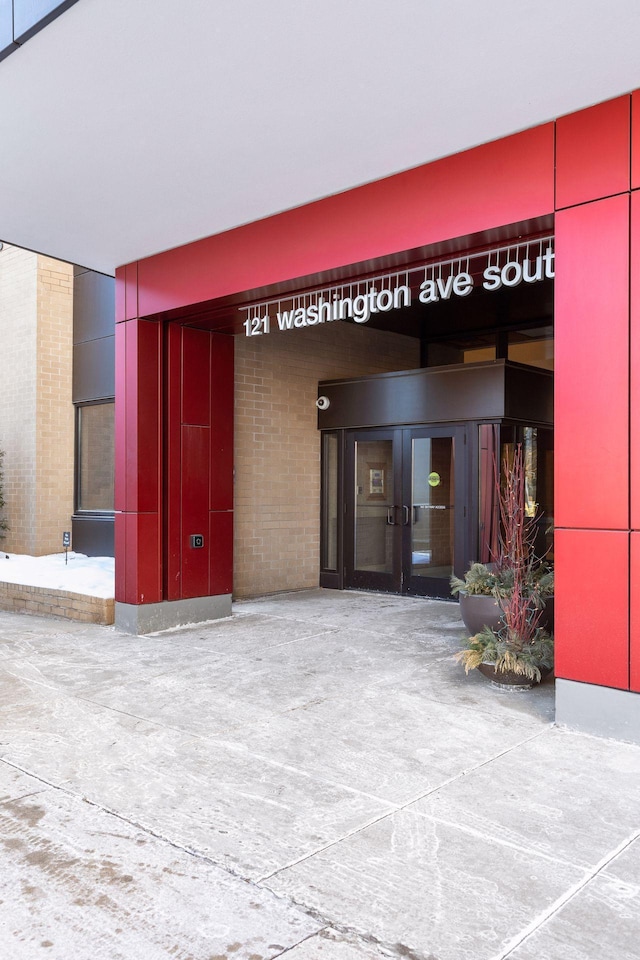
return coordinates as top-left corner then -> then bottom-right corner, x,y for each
451,441 -> 553,600
0,448 -> 8,540
450,559 -> 553,599
455,623 -> 554,681
455,444 -> 554,680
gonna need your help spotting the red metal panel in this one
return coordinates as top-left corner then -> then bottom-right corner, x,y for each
130,512 -> 163,605
556,96 -> 630,209
124,261 -> 139,320
165,323 -> 183,600
181,424 -> 211,598
131,319 -> 162,514
115,267 -> 126,324
123,319 -> 139,511
115,318 -> 164,606
114,320 -> 127,513
115,512 -> 163,605
209,511 -> 233,596
165,328 -> 233,601
114,512 -> 127,604
132,124 -> 554,317
555,529 -> 629,688
121,513 -> 137,606
181,327 -> 211,426
631,192 -> 640,529
555,195 -> 630,530
631,533 -> 640,691
210,333 -> 234,511
632,90 -> 640,190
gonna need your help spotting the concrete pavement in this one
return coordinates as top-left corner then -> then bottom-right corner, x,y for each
1,589 -> 640,959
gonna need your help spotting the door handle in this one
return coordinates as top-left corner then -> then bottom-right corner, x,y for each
386,506 -> 397,526
402,505 -> 410,525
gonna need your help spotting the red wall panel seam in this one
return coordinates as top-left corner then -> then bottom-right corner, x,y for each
554,188 -> 631,212
554,527 -> 632,532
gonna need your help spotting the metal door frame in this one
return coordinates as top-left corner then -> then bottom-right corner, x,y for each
401,424 -> 468,597
343,424 -> 468,597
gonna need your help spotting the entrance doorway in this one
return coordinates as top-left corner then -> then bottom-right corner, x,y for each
318,360 -> 554,600
344,425 -> 467,598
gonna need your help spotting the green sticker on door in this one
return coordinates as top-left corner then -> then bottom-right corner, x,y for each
428,472 -> 441,487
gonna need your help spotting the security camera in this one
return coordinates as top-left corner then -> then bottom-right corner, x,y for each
316,396 -> 330,410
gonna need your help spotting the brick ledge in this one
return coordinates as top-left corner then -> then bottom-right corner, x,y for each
0,581 -> 114,624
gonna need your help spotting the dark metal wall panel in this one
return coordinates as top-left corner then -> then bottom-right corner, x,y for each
74,269 -> 116,344
318,363 -> 507,430
318,361 -> 553,431
71,515 -> 114,558
73,268 -> 115,403
73,335 -> 115,403
503,364 -> 553,424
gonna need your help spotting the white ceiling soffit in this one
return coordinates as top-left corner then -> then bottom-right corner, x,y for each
1,0 -> 640,275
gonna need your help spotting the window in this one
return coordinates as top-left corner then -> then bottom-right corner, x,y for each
321,432 -> 339,570
478,423 -> 554,565
507,325 -> 554,370
425,335 -> 497,367
76,401 -> 114,512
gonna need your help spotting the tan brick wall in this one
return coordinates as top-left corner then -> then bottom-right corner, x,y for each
234,323 -> 419,597
0,581 -> 114,623
0,244 -> 38,552
0,245 -> 73,555
35,254 -> 74,552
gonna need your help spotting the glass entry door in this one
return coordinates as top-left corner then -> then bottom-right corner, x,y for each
344,426 -> 467,597
402,426 -> 466,596
346,430 -> 401,592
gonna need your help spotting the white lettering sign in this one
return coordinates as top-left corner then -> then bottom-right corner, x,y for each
242,241 -> 554,337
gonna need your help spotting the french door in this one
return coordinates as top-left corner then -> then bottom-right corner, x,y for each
344,425 -> 467,597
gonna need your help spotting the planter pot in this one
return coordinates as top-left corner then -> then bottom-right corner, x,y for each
459,594 -> 503,635
459,594 -> 554,636
478,662 -> 553,689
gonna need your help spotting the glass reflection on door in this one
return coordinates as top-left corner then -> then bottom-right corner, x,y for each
354,439 -> 394,574
411,437 -> 455,580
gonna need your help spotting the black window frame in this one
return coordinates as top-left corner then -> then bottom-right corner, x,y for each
74,399 -> 115,516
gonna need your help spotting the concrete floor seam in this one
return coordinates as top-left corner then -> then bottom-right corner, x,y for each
254,805 -> 402,884
384,727 -> 551,811
259,628 -> 341,650
490,826 -> 640,960
4,756 -> 341,928
1,757 -> 69,793
268,926 -> 335,958
263,907 -> 425,960
2,596 -> 605,957
71,694 -> 195,735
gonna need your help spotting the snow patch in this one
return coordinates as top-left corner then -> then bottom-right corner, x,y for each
0,552 -> 114,598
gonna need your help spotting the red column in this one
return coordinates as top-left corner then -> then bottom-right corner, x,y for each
166,326 -> 234,601
115,293 -> 234,611
554,96 -> 632,689
114,314 -> 163,604
630,182 -> 640,690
